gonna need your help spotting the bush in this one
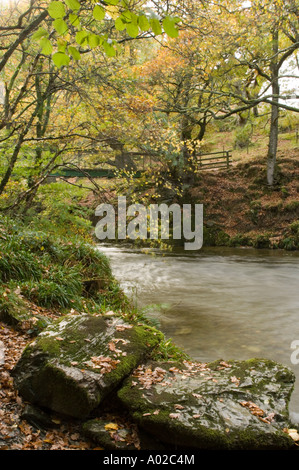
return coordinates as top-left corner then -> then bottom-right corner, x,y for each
290,220 -> 299,235
234,124 -> 253,149
253,234 -> 271,249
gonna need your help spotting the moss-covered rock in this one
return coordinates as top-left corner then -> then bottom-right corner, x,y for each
0,288 -> 31,327
12,313 -> 163,419
117,358 -> 296,450
82,419 -> 138,450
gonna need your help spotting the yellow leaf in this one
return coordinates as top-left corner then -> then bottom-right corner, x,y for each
104,423 -> 119,431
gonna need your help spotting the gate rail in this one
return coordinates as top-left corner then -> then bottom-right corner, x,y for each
196,150 -> 232,170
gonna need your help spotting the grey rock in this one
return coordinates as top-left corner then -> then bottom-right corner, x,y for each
12,313 -> 163,419
117,358 -> 296,450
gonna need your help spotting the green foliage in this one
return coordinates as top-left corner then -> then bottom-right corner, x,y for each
20,279 -> 80,309
252,234 -> 271,249
284,200 -> 299,212
290,220 -> 299,235
0,242 -> 43,283
234,124 -> 253,149
48,1 -> 66,19
151,338 -> 190,362
23,182 -> 93,240
278,220 -> 299,251
162,16 -> 180,38
32,1 -> 182,67
0,212 -> 125,313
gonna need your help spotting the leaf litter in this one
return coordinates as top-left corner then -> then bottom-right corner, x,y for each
0,320 -> 139,450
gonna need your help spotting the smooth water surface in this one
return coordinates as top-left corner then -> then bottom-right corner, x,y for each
98,244 -> 299,418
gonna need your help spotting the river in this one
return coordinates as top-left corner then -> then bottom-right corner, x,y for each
98,243 -> 299,421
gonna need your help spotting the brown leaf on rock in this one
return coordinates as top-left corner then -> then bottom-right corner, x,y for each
231,376 -> 240,386
240,401 -> 265,419
218,361 -> 232,369
116,324 -> 133,332
133,365 -> 167,389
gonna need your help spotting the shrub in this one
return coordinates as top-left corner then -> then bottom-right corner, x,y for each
234,124 -> 253,149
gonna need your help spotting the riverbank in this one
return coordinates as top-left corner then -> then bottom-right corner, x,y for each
0,215 -> 187,450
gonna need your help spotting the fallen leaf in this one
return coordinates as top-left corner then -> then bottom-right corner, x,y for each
174,404 -> 185,410
231,376 -> 240,386
240,401 -> 264,417
219,361 -> 232,369
285,428 -> 299,442
104,423 -> 119,431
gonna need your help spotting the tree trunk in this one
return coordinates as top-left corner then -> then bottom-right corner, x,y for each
267,28 -> 280,186
267,80 -> 279,186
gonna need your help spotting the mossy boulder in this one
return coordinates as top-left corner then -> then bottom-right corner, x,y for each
117,358 -> 296,450
0,289 -> 31,327
82,419 -> 138,450
12,313 -> 163,419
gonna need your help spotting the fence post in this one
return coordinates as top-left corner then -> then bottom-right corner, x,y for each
226,151 -> 230,168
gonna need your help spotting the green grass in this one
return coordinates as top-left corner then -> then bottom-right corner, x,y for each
0,214 -> 123,312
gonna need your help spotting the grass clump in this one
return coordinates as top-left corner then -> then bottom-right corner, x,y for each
0,243 -> 43,283
0,214 -> 124,314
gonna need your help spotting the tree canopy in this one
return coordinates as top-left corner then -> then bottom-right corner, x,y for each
0,0 -> 298,209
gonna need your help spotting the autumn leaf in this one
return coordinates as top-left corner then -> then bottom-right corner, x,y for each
284,428 -> 299,442
104,423 -> 119,431
174,404 -> 185,410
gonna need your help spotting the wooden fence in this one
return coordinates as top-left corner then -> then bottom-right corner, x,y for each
49,150 -> 232,180
196,150 -> 232,170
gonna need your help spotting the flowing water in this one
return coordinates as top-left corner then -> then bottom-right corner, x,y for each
98,243 -> 299,420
